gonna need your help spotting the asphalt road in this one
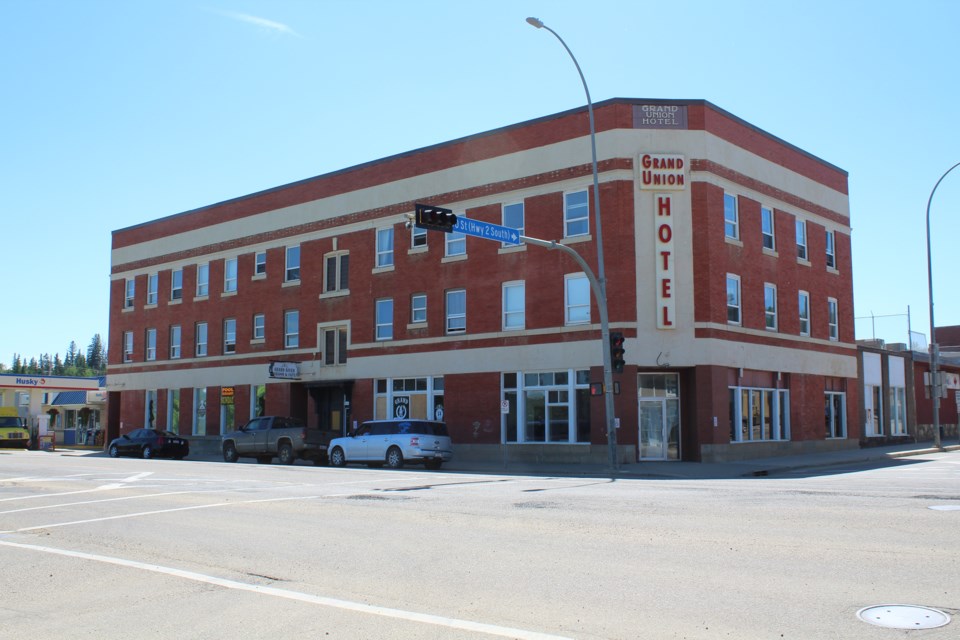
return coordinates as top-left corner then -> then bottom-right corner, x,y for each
1,449 -> 958,639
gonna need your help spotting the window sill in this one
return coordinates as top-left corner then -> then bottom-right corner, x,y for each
724,236 -> 743,248
221,291 -> 237,298
122,306 -> 134,313
193,295 -> 209,302
282,280 -> 300,288
827,266 -> 840,275
251,273 -> 266,281
144,303 -> 158,310
168,299 -> 182,306
250,338 -> 265,345
560,234 -> 592,246
498,244 -> 526,255
407,322 -> 428,330
408,246 -> 428,255
797,257 -> 811,267
319,289 -> 350,300
372,265 -> 395,274
762,247 -> 778,258
441,254 -> 467,264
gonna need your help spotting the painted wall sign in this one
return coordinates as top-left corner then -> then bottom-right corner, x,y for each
633,105 -> 688,129
640,154 -> 686,190
268,361 -> 300,380
655,193 -> 676,329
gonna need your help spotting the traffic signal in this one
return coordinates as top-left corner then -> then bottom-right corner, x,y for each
414,203 -> 458,233
610,332 -> 626,374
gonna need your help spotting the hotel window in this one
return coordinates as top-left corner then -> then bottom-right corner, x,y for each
322,326 -> 348,365
223,318 -> 236,354
411,294 -> 427,324
170,325 -> 181,359
255,251 -> 266,276
123,331 -> 133,362
729,387 -> 790,442
284,310 -> 299,348
796,220 -> 808,260
764,283 -> 778,331
564,190 -> 589,237
224,258 -> 238,293
503,281 -> 525,330
196,263 -> 209,297
147,273 -> 158,305
145,328 -> 156,361
124,279 -> 135,308
825,230 -> 836,269
761,206 -> 775,250
411,225 -> 427,248
445,226 -> 466,257
726,274 -> 741,324
324,252 -> 349,293
565,274 -> 590,325
446,289 -> 466,334
171,269 -> 183,300
824,391 -> 846,438
503,202 -> 525,245
827,298 -> 839,340
195,322 -> 208,357
253,313 -> 265,340
798,291 -> 810,336
724,193 -> 739,240
375,299 -> 394,341
376,228 -> 394,267
285,246 -> 300,282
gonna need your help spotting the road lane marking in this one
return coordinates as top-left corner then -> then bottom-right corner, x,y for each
0,538 -> 572,640
0,491 -> 202,515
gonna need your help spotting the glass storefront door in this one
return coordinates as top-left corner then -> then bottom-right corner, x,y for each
638,373 -> 680,461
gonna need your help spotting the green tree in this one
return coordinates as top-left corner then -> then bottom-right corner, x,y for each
66,341 -> 78,367
53,354 -> 64,375
87,334 -> 105,371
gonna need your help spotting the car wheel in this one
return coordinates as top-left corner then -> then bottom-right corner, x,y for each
108,444 -> 119,458
386,447 -> 404,469
329,447 -> 346,467
425,459 -> 442,471
277,443 -> 295,465
223,442 -> 239,463
142,445 -> 154,459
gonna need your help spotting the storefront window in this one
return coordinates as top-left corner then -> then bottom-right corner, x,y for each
503,369 -> 590,443
729,386 -> 790,442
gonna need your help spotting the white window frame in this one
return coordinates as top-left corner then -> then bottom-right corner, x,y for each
446,289 -> 466,334
828,297 -> 839,341
564,273 -> 590,325
195,322 -> 208,357
224,257 -> 238,293
375,299 -> 394,341
376,228 -> 394,268
411,225 -> 427,249
196,263 -> 209,297
285,246 -> 301,282
763,283 -> 778,331
253,314 -> 265,341
123,331 -> 133,362
796,219 -> 808,261
145,328 -> 156,361
726,274 -> 741,325
411,294 -> 427,324
729,386 -> 791,442
564,190 -> 589,238
171,269 -> 183,301
170,325 -> 181,359
798,290 -> 810,337
761,206 -> 775,250
147,273 -> 158,305
445,227 -> 466,257
503,281 -> 525,330
254,251 -> 266,276
825,230 -> 836,269
223,318 -> 236,354
124,279 -> 135,308
724,193 -> 739,240
284,310 -> 299,348
502,202 -> 525,246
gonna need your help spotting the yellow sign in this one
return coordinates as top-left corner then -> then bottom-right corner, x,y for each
221,387 -> 234,405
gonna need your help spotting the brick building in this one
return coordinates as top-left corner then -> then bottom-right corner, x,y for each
107,98 -> 858,463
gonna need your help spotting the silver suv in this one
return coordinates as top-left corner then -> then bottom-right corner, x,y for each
328,419 -> 453,470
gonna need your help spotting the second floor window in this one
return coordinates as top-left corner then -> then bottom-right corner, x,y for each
147,274 -> 158,305
324,252 -> 349,293
761,207 -> 775,250
503,202 -> 525,245
825,230 -> 836,269
726,274 -> 741,324
195,322 -> 208,357
376,228 -> 394,267
124,279 -> 135,308
170,325 -> 181,359
253,313 -> 265,340
376,299 -> 393,341
284,310 -> 299,348
171,269 -> 183,300
411,294 -> 427,324
286,246 -> 300,282
322,326 -> 348,365
798,291 -> 810,337
224,258 -> 238,293
828,298 -> 839,341
724,193 -> 739,240
123,331 -> 133,362
796,220 -> 808,261
565,274 -> 590,325
145,328 -> 156,361
223,318 -> 236,354
255,251 -> 266,276
446,289 -> 466,334
764,284 -> 778,331
196,264 -> 209,297
564,190 -> 589,237
411,225 -> 427,248
503,281 -> 525,330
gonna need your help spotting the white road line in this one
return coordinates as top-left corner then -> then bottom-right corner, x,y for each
0,538 -> 571,640
0,490 -> 203,515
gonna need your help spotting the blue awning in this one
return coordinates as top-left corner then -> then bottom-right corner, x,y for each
52,391 -> 88,406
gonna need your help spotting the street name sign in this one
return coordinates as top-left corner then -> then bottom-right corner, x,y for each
454,217 -> 521,245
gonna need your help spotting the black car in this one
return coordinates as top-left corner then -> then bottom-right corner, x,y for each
107,429 -> 189,460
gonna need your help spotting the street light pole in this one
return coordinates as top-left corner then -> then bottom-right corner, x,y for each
526,17 -> 618,473
925,161 -> 960,449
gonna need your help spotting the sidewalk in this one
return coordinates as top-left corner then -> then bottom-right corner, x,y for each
57,440 -> 960,480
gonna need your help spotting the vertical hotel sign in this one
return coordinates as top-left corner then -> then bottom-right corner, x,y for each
640,154 -> 686,330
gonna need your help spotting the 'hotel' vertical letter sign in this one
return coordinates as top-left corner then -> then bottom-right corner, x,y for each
655,193 -> 675,329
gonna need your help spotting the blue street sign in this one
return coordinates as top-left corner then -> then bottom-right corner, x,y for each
453,217 -> 522,245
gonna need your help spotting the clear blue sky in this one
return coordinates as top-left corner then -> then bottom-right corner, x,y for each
3,0 -> 959,366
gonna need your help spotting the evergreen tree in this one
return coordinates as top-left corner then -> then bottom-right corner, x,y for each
74,353 -> 87,371
87,334 -> 105,371
27,358 -> 39,374
53,354 -> 64,375
12,354 -> 21,373
66,341 -> 78,367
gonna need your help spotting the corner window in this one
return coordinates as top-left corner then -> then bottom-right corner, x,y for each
196,263 -> 209,297
124,279 -> 135,309
411,294 -> 427,324
376,228 -> 394,267
171,269 -> 183,301
764,283 -> 777,331
446,289 -> 466,334
170,325 -> 181,359
503,281 -> 525,330
324,252 -> 349,293
253,314 -> 265,340
827,298 -> 838,341
145,328 -> 156,361
726,274 -> 741,325
796,220 -> 808,261
285,246 -> 300,282
255,251 -> 266,276
564,274 -> 590,325
376,298 -> 394,341
284,310 -> 299,348
825,230 -> 836,269
761,206 -> 775,250
224,258 -> 238,293
503,202 -> 525,245
147,274 -> 158,305
798,291 -> 810,337
724,193 -> 739,240
564,190 -> 589,237
223,318 -> 236,354
195,322 -> 208,357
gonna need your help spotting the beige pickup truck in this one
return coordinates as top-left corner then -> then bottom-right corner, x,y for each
221,416 -> 336,465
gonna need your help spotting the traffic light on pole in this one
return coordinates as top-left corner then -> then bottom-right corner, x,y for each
414,203 -> 458,233
610,332 -> 625,374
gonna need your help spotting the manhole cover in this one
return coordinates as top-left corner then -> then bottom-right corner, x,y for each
857,605 -> 951,629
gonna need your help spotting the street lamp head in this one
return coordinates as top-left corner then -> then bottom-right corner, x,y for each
526,17 -> 544,29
